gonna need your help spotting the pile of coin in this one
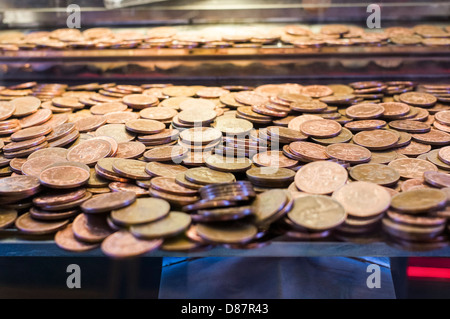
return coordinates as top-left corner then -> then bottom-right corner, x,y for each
0,80 -> 449,257
0,24 -> 449,51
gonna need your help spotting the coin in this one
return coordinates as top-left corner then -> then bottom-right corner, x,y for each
143,145 -> 187,162
74,115 -> 107,132
150,177 -> 198,196
387,210 -> 446,227
95,124 -> 136,143
145,161 -> 188,178
101,230 -> 163,258
332,181 -> 391,218
423,171 -> 450,188
111,197 -> 170,226
288,141 -> 329,161
184,167 -> 235,185
160,233 -> 205,252
39,165 -> 89,189
295,161 -> 348,194
350,163 -> 400,186
325,143 -> 371,164
195,222 -> 258,244
287,195 -> 346,231
252,151 -> 298,168
15,212 -> 69,235
21,155 -> 67,178
33,188 -> 86,207
0,208 -> 18,229
0,175 -> 40,196
246,167 -> 295,187
0,101 -> 15,120
412,129 -> 450,146
399,92 -> 437,107
353,130 -> 399,150
115,142 -> 146,159
11,96 -> 40,117
130,211 -> 191,239
345,103 -> 384,119
55,224 -> 99,252
388,158 -> 438,179
396,141 -> 431,157
112,159 -> 150,180
67,139 -> 111,166
252,189 -> 288,225
300,119 -> 342,138
214,117 -> 253,136
125,119 -> 166,134
81,191 -> 136,214
382,217 -> 445,241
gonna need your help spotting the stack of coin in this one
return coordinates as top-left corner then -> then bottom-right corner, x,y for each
383,188 -> 448,250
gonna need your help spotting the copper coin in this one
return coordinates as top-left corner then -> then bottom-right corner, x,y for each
388,158 -> 438,179
75,115 -> 107,132
389,120 -> 431,133
326,143 -> 371,164
108,182 -> 147,196
423,171 -> 450,188
149,188 -> 199,206
0,208 -> 17,229
426,149 -> 450,170
380,102 -> 411,118
95,124 -> 136,143
396,141 -> 431,156
205,154 -> 252,172
46,123 -> 76,142
11,96 -> 40,117
11,125 -> 52,142
115,141 -> 146,159
344,120 -> 386,132
72,213 -> 114,243
387,211 -> 445,227
349,163 -> 400,186
266,126 -> 308,142
399,92 -> 437,107
139,107 -> 177,121
138,129 -> 179,143
332,181 -> 391,218
287,195 -> 346,231
184,167 -> 235,185
145,161 -> 188,178
81,191 -> 136,214
15,212 -> 69,235
52,96 -> 84,109
30,207 -> 79,221
295,161 -> 348,195
3,136 -> 47,153
101,230 -> 162,258
39,165 -> 90,189
105,111 -> 140,124
435,110 -> 450,126
123,94 -> 158,109
178,107 -> 216,125
112,159 -> 150,180
55,224 -> 99,252
289,141 -> 329,161
400,179 -> 429,192
28,147 -> 68,160
150,177 -> 198,196
214,117 -> 254,136
130,211 -> 192,239
33,188 -> 86,207
21,155 -> 67,178
111,197 -> 170,226
67,139 -> 111,166
19,109 -> 52,128
311,127 -> 353,145
345,103 -> 384,119
300,119 -> 342,138
90,102 -> 128,115
234,91 -> 269,106
252,151 -> 298,168
353,130 -> 399,150
252,189 -> 289,225
438,146 -> 450,165
195,222 -> 258,244
412,129 -> 450,145
0,101 -> 15,121
301,85 -> 333,98
48,130 -> 80,148
143,145 -> 188,162
180,127 -> 222,145
391,188 -> 447,214
125,119 -> 165,134
0,175 -> 40,196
